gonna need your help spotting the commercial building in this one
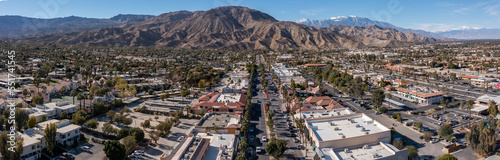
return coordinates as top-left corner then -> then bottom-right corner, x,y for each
194,113 -> 241,134
272,64 -> 306,86
191,92 -> 246,114
395,87 -> 444,105
305,113 -> 391,149
317,141 -> 408,160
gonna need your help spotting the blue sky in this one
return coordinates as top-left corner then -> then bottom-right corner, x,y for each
0,0 -> 499,32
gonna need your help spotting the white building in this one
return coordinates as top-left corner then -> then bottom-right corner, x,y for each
395,87 -> 444,105
317,141 -> 408,160
38,119 -> 82,147
44,102 -> 78,117
305,113 -> 391,149
18,128 -> 44,160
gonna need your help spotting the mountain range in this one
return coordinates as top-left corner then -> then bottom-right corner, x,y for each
0,14 -> 154,38
4,6 -> 438,50
435,27 -> 500,40
295,16 -> 500,40
295,16 -> 446,39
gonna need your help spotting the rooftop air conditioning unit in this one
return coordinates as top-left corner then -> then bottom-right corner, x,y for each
363,145 -> 370,149
344,148 -> 350,153
373,153 -> 379,158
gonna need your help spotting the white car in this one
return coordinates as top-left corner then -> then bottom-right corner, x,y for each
177,136 -> 185,142
256,147 -> 262,153
80,146 -> 90,151
262,136 -> 268,142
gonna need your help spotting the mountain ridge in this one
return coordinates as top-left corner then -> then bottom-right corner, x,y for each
295,16 -> 447,39
13,6 -> 437,50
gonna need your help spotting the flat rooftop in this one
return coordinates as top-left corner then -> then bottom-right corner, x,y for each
320,142 -> 400,160
199,113 -> 239,128
21,128 -> 43,146
300,108 -> 354,119
58,124 -> 82,134
198,133 -> 236,160
215,93 -> 242,103
307,114 -> 389,141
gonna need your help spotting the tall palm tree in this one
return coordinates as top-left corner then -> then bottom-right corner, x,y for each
466,99 -> 475,128
386,93 -> 392,115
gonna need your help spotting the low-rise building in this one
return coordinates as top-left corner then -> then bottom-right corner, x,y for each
395,87 -> 444,105
194,113 -> 241,134
318,141 -> 408,160
191,92 -> 246,114
44,102 -> 78,117
305,113 -> 391,149
38,119 -> 82,147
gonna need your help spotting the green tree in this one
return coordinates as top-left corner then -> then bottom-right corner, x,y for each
466,117 -> 497,156
149,132 -> 160,144
130,128 -> 145,142
265,138 -> 287,159
122,136 -> 137,155
0,132 -> 23,160
423,131 -> 433,141
141,120 -> 151,130
102,122 -> 116,135
438,124 -> 453,138
487,100 -> 498,117
414,122 -> 423,130
61,111 -> 67,119
107,110 -> 116,120
41,115 -> 47,122
438,154 -> 457,160
406,145 -> 418,159
28,116 -> 37,128
15,109 -> 29,131
122,117 -> 133,126
118,128 -> 130,138
392,139 -> 404,149
70,110 -> 89,125
32,95 -> 44,106
86,119 -> 99,130
44,123 -> 57,156
378,107 -> 388,114
371,89 -> 385,107
70,90 -> 79,105
104,140 -> 126,160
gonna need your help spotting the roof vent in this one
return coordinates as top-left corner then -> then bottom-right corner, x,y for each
363,145 -> 370,149
344,148 -> 350,153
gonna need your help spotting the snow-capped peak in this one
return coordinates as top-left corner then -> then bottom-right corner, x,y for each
329,15 -> 358,20
295,18 -> 309,23
451,26 -> 486,31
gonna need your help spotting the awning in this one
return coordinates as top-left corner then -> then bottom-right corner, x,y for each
391,93 -> 416,102
385,98 -> 406,107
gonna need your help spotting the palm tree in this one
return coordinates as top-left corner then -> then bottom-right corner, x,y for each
465,99 -> 475,128
386,93 -> 392,115
70,90 -> 79,105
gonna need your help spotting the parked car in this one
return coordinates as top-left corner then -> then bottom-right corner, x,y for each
249,127 -> 254,132
247,147 -> 253,154
80,146 -> 90,151
256,147 -> 262,154
262,136 -> 268,142
249,135 -> 254,142
177,136 -> 185,142
431,139 -> 439,144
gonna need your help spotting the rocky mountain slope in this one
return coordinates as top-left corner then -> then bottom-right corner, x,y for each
17,6 -> 437,50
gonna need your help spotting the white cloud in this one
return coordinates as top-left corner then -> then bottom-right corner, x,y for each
413,23 -> 455,32
453,1 -> 498,15
485,4 -> 500,15
0,0 -> 7,2
437,2 -> 457,7
299,9 -> 326,16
